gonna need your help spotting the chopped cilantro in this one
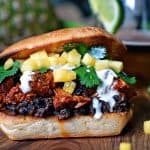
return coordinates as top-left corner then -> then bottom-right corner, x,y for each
39,67 -> 48,73
0,61 -> 20,83
117,72 -> 137,85
63,43 -> 88,56
74,66 -> 102,88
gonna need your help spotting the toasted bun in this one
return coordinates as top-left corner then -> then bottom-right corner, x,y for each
0,27 -> 126,60
0,110 -> 132,140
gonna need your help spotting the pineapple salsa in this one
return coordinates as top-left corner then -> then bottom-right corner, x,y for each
0,43 -> 136,119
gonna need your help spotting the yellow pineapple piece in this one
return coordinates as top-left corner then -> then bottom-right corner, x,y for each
82,53 -> 96,66
49,55 -> 59,66
61,52 -> 68,60
59,55 -> 67,65
109,60 -> 123,73
95,60 -> 109,70
120,143 -> 131,150
63,81 -> 76,94
67,49 -> 81,67
21,58 -> 38,72
30,50 -> 50,68
144,120 -> 150,134
53,69 -> 76,82
4,58 -> 14,70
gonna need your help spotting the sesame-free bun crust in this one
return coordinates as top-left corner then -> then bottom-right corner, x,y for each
0,110 -> 132,140
0,27 -> 126,59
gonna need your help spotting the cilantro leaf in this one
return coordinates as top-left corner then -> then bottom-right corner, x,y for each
0,61 -> 20,83
39,67 -> 48,73
63,43 -> 88,56
117,72 -> 137,85
75,66 -> 102,88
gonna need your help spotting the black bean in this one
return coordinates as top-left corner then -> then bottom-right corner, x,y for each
27,104 -> 35,115
5,104 -> 17,113
18,107 -> 28,115
113,95 -> 121,102
17,100 -> 29,108
113,100 -> 130,112
101,101 -> 110,113
57,108 -> 72,120
34,108 -> 46,117
74,104 -> 91,115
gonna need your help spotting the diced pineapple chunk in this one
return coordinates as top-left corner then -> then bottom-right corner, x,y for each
109,60 -> 123,73
63,81 -> 76,94
95,60 -> 109,70
21,58 -> 38,72
61,52 -> 68,60
120,143 -> 131,150
82,53 -> 96,66
53,69 -> 76,82
4,58 -> 14,70
144,120 -> 150,134
30,50 -> 50,68
59,55 -> 67,65
67,49 -> 81,67
49,55 -> 59,66
30,50 -> 48,59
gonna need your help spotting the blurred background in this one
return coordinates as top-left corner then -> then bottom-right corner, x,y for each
0,0 -> 150,48
0,0 -> 150,84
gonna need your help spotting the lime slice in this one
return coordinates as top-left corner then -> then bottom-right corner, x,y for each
89,0 -> 124,33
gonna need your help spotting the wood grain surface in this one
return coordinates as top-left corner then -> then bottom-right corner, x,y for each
0,49 -> 150,150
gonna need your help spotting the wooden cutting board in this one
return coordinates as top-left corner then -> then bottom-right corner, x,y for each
0,84 -> 149,150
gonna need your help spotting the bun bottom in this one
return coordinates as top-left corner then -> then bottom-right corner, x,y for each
0,110 -> 132,140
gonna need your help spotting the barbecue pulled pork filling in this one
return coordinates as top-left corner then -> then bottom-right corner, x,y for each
0,71 -> 132,120
0,46 -> 136,120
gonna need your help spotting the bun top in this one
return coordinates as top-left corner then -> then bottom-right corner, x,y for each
0,27 -> 126,59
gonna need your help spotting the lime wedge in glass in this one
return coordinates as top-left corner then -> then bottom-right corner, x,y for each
89,0 -> 124,33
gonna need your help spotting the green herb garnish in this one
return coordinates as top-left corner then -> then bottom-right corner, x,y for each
0,61 -> 20,83
39,67 -> 48,73
64,43 -> 88,56
117,72 -> 137,85
74,66 -> 102,88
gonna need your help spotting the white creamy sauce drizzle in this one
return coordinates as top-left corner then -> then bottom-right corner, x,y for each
20,71 -> 34,93
49,64 -> 75,70
92,69 -> 120,119
92,97 -> 102,119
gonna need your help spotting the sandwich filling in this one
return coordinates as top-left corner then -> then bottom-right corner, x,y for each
0,43 -> 136,120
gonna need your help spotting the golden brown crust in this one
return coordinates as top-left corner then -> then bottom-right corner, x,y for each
0,27 -> 126,60
0,110 -> 132,140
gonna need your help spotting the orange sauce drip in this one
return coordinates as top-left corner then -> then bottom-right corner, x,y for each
59,120 -> 70,137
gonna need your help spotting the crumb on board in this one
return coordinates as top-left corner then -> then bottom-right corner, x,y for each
144,120 -> 150,134
120,142 -> 131,150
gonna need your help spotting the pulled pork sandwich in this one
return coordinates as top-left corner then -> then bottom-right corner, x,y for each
0,27 -> 136,140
